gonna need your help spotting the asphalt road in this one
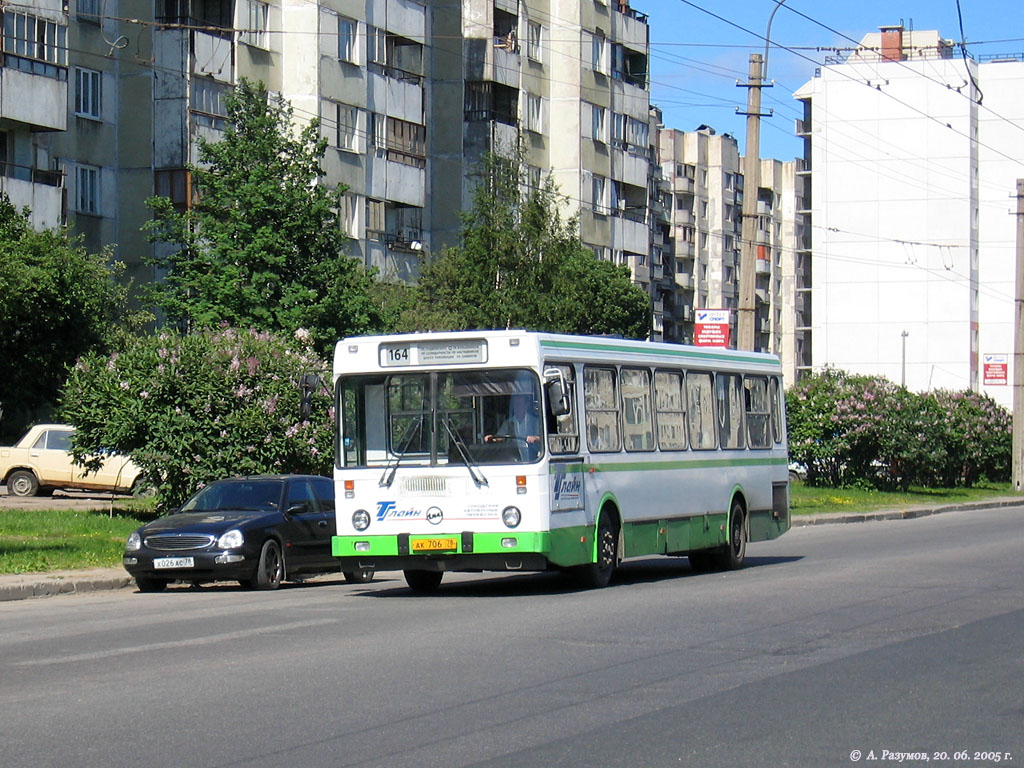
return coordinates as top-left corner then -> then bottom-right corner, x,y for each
0,506 -> 1021,768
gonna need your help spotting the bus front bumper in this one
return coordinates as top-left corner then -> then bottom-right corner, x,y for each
333,531 -> 552,573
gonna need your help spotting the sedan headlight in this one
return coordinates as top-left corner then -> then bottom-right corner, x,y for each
126,531 -> 142,552
216,529 -> 244,549
352,509 -> 370,531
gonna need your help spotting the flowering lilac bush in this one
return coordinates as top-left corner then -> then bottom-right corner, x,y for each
59,327 -> 332,508
786,370 -> 1010,489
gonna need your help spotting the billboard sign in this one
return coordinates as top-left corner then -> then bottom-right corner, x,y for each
694,309 -> 731,348
983,353 -> 1008,386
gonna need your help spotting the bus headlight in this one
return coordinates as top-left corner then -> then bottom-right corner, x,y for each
352,509 -> 371,531
501,506 -> 521,529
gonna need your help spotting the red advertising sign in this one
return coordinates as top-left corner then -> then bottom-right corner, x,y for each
694,309 -> 731,348
983,353 -> 1008,386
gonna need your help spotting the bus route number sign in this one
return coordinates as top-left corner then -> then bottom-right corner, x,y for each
380,340 -> 487,367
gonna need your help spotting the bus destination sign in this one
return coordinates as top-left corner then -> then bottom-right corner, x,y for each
380,339 -> 487,367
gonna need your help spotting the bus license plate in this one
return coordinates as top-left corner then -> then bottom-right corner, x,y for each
153,557 -> 195,569
411,538 -> 457,552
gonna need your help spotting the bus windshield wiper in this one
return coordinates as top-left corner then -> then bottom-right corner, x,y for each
379,417 -> 423,488
442,418 -> 488,487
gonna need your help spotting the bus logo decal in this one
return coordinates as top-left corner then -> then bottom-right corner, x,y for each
553,471 -> 582,501
376,501 -> 423,521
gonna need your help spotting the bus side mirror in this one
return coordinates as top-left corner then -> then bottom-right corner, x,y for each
543,368 -> 571,417
299,372 -> 320,420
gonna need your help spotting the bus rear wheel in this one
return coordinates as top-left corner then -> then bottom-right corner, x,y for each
404,569 -> 443,593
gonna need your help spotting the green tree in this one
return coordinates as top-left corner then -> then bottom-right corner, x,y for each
59,327 -> 332,508
408,148 -> 650,338
0,194 -> 144,439
144,78 -> 381,353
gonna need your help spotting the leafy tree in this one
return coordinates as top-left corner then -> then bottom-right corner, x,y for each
144,78 -> 382,354
408,147 -> 650,338
0,194 -> 145,439
59,327 -> 332,508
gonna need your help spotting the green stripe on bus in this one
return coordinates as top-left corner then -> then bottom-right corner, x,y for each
332,532 -> 550,558
539,338 -> 781,368
548,456 -> 787,474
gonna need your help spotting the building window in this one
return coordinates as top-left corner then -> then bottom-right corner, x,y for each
2,12 -> 68,79
591,104 -> 606,143
592,175 -> 606,214
526,21 -> 542,62
154,168 -> 190,213
75,67 -> 101,119
77,0 -> 101,21
75,165 -> 99,215
591,33 -> 606,74
335,103 -> 357,151
611,112 -> 626,146
191,78 -> 230,129
366,198 -> 385,241
369,112 -> 386,154
338,16 -> 356,62
385,116 -> 426,168
526,164 -> 542,191
240,0 -> 268,48
524,93 -> 543,134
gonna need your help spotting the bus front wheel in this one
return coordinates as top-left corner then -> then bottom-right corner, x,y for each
574,513 -> 618,589
404,569 -> 443,593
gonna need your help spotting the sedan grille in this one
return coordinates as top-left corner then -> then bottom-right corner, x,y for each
145,534 -> 216,551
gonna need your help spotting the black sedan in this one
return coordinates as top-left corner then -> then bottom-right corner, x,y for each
123,475 -> 372,592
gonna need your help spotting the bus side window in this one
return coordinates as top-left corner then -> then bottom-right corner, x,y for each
769,377 -> 783,444
716,373 -> 745,450
654,370 -> 687,451
744,376 -> 771,449
584,366 -> 621,453
686,371 -> 716,450
546,364 -> 579,455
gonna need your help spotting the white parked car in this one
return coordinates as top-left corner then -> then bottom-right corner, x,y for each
0,424 -> 142,497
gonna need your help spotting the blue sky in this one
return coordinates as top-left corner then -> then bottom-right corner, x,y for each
640,0 -> 1024,160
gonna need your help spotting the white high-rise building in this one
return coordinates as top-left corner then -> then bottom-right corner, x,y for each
795,26 -> 1024,406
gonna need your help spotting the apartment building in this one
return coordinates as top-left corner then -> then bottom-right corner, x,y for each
795,26 -> 1024,406
6,0 -> 674,337
428,0 -> 656,317
0,0 -> 67,231
656,126 -> 741,344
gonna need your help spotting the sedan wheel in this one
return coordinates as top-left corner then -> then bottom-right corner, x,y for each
249,540 -> 284,590
7,470 -> 39,497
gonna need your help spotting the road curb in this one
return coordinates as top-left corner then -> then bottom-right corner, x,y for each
2,498 -> 1019,602
0,569 -> 134,602
792,497 -> 1021,527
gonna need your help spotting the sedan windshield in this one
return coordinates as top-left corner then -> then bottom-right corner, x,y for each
180,481 -> 282,512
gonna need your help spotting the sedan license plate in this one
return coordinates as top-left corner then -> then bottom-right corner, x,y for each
411,537 -> 457,552
153,557 -> 195,569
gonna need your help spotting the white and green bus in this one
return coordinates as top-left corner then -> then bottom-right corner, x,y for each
332,330 -> 790,592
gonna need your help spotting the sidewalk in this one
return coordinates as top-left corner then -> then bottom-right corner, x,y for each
1,497 -> 1019,602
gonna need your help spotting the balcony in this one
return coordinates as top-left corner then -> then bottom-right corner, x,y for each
755,258 -> 771,275
674,272 -> 693,290
795,117 -> 811,137
673,175 -> 695,194
0,162 -> 64,229
0,64 -> 68,131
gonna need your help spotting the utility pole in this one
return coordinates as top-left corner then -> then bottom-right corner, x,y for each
1013,180 -> 1024,491
736,0 -> 787,352
901,330 -> 909,388
737,53 -> 765,352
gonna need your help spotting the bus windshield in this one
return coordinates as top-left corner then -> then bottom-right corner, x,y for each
337,369 -> 543,468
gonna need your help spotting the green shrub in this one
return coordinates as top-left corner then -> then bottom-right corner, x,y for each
786,370 -> 1011,489
59,327 -> 332,509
